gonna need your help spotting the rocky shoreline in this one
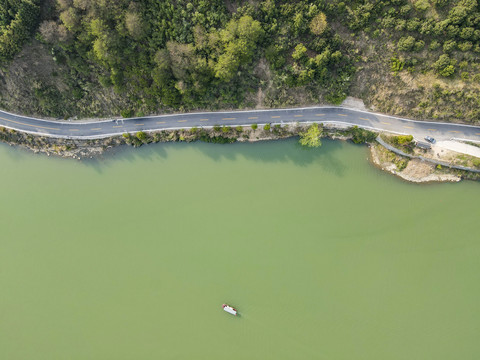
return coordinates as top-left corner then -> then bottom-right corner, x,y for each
369,143 -> 462,183
0,123 -> 478,183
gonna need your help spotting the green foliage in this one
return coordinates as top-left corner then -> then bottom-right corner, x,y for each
391,57 -> 405,73
214,15 -> 264,81
3,0 -> 480,122
414,0 -> 430,11
121,109 -> 134,118
0,0 -> 40,60
396,158 -> 409,171
395,135 -> 414,145
348,126 -> 377,144
251,124 -> 258,130
390,135 -> 415,153
458,41 -> 473,52
429,41 -> 441,51
433,54 -> 457,77
198,129 -> 236,144
292,43 -> 307,62
136,131 -> 148,142
299,123 -> 322,147
310,12 -> 327,35
397,36 -> 416,52
443,40 -> 457,53
263,123 -> 271,131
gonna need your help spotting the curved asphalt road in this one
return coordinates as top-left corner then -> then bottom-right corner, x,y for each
1,106 -> 480,142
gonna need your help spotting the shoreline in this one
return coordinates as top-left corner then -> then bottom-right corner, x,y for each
1,122 -> 479,183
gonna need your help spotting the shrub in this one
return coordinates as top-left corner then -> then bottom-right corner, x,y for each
263,123 -> 271,131
310,12 -> 328,35
292,43 -> 308,62
443,40 -> 457,53
458,42 -> 473,52
121,109 -> 133,118
299,123 -> 322,147
251,124 -> 258,130
414,40 -> 425,51
199,134 -> 236,144
391,57 -> 405,72
429,41 -> 440,51
396,135 -> 414,145
433,54 -> 456,77
414,0 -> 430,11
348,126 -> 377,144
396,159 -> 409,171
397,36 -> 416,51
136,131 -> 148,143
439,65 -> 455,77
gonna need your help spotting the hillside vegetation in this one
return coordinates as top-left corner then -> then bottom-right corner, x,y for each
0,0 -> 479,124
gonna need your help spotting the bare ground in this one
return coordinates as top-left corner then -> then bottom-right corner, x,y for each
370,142 -> 461,183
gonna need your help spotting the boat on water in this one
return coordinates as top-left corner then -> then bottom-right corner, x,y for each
222,304 -> 237,316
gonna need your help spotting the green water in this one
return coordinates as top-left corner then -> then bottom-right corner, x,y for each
1,139 -> 479,359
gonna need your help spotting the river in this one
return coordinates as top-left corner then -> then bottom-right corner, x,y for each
1,139 -> 479,359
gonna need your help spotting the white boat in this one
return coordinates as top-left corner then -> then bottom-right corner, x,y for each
222,304 -> 237,316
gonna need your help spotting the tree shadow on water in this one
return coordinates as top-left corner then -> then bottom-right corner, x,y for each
80,142 -> 169,173
196,138 -> 349,177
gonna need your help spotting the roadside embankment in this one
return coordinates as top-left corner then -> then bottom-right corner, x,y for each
0,122 -> 370,159
370,135 -> 480,183
1,123 -> 479,183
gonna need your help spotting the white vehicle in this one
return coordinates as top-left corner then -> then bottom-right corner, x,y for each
222,304 -> 237,316
424,136 -> 436,144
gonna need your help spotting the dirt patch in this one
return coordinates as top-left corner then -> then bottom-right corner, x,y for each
341,96 -> 368,111
401,159 -> 436,179
370,142 -> 461,183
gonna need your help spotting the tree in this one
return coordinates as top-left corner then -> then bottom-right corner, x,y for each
125,11 -> 147,40
292,43 -> 307,61
299,123 -> 322,147
397,36 -> 416,52
166,41 -> 195,80
310,12 -> 327,35
396,135 -> 414,145
433,54 -> 456,77
0,0 -> 40,60
39,20 -> 68,43
213,15 -> 264,81
136,131 -> 148,142
443,40 -> 457,53
59,7 -> 79,32
414,0 -> 430,11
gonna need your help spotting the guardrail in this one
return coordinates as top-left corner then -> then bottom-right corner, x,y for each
376,137 -> 480,174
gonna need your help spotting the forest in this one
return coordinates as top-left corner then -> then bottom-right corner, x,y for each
0,0 -> 479,124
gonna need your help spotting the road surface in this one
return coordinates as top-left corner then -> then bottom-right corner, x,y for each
1,106 -> 479,142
